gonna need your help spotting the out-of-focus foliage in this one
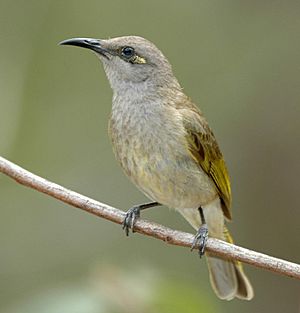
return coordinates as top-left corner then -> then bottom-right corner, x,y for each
2,265 -> 217,313
0,1 -> 299,313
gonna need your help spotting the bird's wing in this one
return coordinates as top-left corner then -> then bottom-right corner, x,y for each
178,102 -> 232,220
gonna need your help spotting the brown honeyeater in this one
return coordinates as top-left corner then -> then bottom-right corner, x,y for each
60,36 -> 253,300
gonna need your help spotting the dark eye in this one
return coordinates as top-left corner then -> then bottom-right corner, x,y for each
121,46 -> 135,58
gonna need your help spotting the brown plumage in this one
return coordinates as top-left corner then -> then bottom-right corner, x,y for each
60,35 -> 253,300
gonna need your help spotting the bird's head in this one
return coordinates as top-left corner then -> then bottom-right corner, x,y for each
60,36 -> 180,92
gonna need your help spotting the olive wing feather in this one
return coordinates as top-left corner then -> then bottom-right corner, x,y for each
179,104 -> 232,220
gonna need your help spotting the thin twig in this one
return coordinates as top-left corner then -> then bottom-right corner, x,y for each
0,156 -> 299,280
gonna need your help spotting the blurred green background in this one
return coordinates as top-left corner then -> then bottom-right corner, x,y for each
0,1 -> 299,312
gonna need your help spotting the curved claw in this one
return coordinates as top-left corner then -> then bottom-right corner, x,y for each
122,206 -> 141,236
191,224 -> 209,258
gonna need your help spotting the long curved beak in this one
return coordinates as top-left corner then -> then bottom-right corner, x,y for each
59,37 -> 110,59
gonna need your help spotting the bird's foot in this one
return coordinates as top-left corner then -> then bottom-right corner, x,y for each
122,205 -> 141,236
191,224 -> 209,258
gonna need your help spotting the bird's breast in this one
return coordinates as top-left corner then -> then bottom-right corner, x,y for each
108,98 -> 217,208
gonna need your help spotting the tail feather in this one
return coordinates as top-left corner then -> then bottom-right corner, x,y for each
234,263 -> 254,300
206,255 -> 238,300
206,253 -> 253,300
178,202 -> 253,300
206,226 -> 253,300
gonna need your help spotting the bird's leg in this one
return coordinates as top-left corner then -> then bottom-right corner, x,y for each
191,207 -> 209,258
122,201 -> 161,236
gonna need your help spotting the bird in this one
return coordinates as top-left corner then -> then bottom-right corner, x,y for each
60,35 -> 254,300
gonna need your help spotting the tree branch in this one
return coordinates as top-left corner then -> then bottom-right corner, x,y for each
0,156 -> 299,280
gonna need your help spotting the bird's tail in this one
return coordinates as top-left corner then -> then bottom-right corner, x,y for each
178,199 -> 253,300
206,227 -> 254,300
